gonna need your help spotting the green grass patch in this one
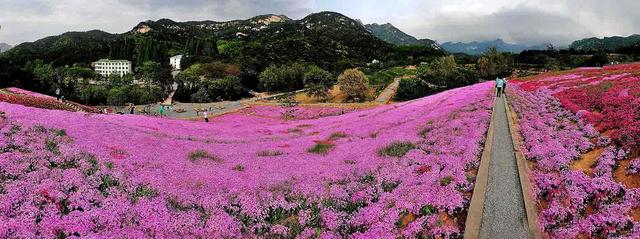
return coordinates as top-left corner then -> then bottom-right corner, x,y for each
378,141 -> 416,157
130,185 -> 158,202
439,176 -> 454,186
188,150 -> 221,162
54,129 -> 67,137
307,141 -> 335,155
232,164 -> 245,171
45,139 -> 60,155
98,174 -> 119,196
257,150 -> 284,157
328,132 -> 348,141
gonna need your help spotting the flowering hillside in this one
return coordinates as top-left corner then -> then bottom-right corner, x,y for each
508,63 -> 640,238
0,88 -> 100,113
0,83 -> 493,238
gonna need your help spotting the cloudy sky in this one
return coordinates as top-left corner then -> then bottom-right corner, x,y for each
1,0 -> 639,46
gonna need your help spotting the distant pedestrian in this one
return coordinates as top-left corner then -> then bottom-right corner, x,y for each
107,107 -> 113,114
204,110 -> 209,123
496,77 -> 505,97
503,78 -> 508,94
130,105 -> 136,114
159,105 -> 165,117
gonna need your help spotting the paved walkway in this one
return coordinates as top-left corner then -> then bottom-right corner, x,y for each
479,96 -> 528,239
374,77 -> 403,104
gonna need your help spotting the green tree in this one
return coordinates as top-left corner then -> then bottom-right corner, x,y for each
337,69 -> 369,101
303,65 -> 334,99
217,40 -> 244,59
106,88 -> 127,106
258,63 -> 307,92
395,77 -> 433,101
207,76 -> 246,101
190,87 -> 211,103
139,61 -> 172,96
477,47 -> 513,79
30,60 -> 56,93
202,61 -> 241,79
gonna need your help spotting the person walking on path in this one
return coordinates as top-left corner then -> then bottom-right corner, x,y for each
503,78 -> 508,94
129,104 -> 136,114
495,78 -> 505,97
204,110 -> 209,123
159,105 -> 165,118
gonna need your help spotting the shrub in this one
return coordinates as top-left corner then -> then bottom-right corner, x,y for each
337,69 -> 369,101
378,141 -> 416,157
188,150 -> 221,162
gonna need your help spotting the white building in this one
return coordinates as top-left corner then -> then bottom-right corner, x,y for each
170,55 -> 183,70
92,59 -> 132,77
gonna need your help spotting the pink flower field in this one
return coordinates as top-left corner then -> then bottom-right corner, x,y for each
0,83 -> 493,238
508,63 -> 640,238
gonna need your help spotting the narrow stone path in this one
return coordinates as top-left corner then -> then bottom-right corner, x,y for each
479,96 -> 529,239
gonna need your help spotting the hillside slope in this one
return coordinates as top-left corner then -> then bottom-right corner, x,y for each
1,12 -> 391,71
0,82 -> 493,238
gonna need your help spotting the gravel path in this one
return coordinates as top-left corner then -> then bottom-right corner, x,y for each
479,96 -> 529,239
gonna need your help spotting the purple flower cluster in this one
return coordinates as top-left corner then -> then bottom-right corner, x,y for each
509,83 -> 640,238
628,158 -> 640,175
0,82 -> 494,238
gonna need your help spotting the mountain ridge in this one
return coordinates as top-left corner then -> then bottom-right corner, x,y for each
0,43 -> 11,53
441,39 -> 548,55
364,23 -> 440,49
569,34 -> 640,51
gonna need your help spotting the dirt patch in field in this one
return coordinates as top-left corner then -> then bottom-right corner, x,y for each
571,148 -> 604,176
614,159 -> 640,189
630,208 -> 640,222
294,85 -> 347,103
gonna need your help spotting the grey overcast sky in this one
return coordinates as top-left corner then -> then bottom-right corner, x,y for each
0,0 -> 639,46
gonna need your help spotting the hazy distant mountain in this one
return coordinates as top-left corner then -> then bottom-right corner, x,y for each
0,43 -> 11,53
2,12 -> 391,70
570,34 -> 640,51
365,23 -> 440,49
441,39 -> 547,55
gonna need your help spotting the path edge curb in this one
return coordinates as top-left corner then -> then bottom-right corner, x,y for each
504,95 -> 542,239
463,95 -> 497,239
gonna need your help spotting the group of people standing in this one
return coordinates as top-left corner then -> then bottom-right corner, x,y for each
495,77 -> 508,97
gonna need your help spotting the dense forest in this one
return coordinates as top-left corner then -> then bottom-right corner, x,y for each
1,11 -> 640,106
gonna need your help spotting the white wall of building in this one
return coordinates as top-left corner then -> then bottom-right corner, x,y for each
93,59 -> 132,77
170,55 -> 182,71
